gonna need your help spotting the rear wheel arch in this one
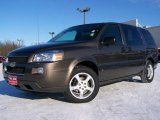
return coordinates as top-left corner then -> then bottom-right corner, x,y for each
147,57 -> 154,66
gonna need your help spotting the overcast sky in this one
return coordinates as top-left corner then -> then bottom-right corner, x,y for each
0,0 -> 160,45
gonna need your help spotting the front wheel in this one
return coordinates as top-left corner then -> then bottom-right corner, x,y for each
64,66 -> 99,103
141,60 -> 154,83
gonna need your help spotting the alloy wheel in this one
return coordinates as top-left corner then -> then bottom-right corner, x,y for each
69,72 -> 95,99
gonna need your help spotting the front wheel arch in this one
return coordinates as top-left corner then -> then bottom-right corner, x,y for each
66,59 -> 99,84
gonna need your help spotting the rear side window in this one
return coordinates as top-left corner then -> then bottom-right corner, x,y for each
122,25 -> 143,46
102,24 -> 122,45
140,29 -> 156,46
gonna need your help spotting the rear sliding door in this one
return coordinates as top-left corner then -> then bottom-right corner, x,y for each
120,25 -> 146,75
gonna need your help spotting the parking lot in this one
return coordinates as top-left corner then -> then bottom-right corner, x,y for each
0,63 -> 160,120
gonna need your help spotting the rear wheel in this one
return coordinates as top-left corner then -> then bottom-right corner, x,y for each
141,60 -> 154,83
64,66 -> 99,103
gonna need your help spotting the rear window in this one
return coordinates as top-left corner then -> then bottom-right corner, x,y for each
140,29 -> 156,46
122,25 -> 143,46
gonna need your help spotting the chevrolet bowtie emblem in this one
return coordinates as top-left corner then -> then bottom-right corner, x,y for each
9,62 -> 16,67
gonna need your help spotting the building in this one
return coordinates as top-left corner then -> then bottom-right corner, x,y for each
123,19 -> 142,27
146,26 -> 160,47
123,19 -> 160,48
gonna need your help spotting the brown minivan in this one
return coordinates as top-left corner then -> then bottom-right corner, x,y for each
3,23 -> 158,103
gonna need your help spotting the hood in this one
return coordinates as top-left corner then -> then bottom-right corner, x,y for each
8,41 -> 83,57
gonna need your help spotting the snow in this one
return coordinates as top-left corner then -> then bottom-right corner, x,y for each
0,63 -> 160,120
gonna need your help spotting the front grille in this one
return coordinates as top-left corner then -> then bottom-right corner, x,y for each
7,66 -> 25,74
8,57 -> 28,63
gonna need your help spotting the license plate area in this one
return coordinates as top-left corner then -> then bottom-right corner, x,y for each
8,75 -> 18,86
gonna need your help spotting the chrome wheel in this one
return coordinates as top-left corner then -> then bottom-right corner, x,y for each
147,64 -> 154,79
69,72 -> 95,99
141,61 -> 154,83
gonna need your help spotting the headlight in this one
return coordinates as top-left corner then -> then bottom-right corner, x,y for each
33,50 -> 64,62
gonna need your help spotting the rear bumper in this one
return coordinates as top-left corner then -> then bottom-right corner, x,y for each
3,61 -> 72,93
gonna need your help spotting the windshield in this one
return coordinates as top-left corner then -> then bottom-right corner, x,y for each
49,24 -> 104,42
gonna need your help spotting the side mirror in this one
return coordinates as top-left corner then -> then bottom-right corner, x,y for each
101,36 -> 116,46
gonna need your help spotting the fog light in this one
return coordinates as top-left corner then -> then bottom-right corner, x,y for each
32,68 -> 44,74
4,66 -> 7,72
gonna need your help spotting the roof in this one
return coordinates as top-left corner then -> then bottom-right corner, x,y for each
147,26 -> 160,30
72,22 -> 143,29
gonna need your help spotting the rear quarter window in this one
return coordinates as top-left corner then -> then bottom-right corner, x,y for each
121,25 -> 143,46
140,29 -> 156,46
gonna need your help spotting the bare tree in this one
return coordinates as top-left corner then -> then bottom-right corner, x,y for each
0,40 -> 24,56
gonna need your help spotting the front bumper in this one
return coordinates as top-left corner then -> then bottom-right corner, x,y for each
3,61 -> 71,93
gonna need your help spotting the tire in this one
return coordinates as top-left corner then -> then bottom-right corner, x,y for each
141,60 -> 154,83
64,66 -> 99,103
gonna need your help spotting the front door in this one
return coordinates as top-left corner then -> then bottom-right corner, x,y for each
96,24 -> 129,81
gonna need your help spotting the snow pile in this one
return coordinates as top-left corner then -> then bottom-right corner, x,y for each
0,63 -> 160,120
